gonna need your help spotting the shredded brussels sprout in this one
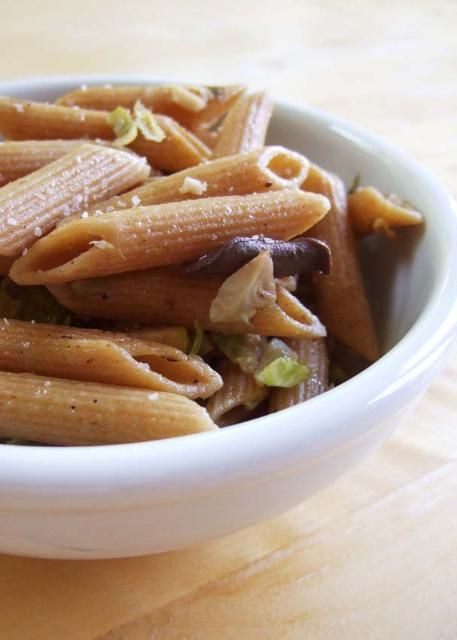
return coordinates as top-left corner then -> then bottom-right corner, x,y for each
107,106 -> 138,145
189,321 -> 204,355
255,356 -> 310,388
210,251 -> 276,325
133,101 -> 166,142
211,333 -> 264,374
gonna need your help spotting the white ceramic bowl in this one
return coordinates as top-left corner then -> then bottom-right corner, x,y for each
0,76 -> 456,559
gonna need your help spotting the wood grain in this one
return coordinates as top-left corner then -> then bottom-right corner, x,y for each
0,1 -> 456,638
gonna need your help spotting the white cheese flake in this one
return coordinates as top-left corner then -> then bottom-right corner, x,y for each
179,176 -> 208,195
89,239 -> 114,250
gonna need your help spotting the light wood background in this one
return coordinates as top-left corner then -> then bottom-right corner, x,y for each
0,1 -> 456,638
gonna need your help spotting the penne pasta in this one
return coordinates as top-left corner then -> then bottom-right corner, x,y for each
207,360 -> 268,426
269,338 -> 329,412
55,84 -> 245,135
56,84 -> 212,112
252,287 -> 326,337
0,318 -> 221,399
127,326 -> 190,352
213,91 -> 274,158
0,140 -> 94,187
183,85 -> 246,142
0,97 -> 211,172
49,268 -> 326,338
302,165 -> 379,361
0,371 -> 217,445
0,143 -> 150,258
0,256 -> 14,275
74,146 -> 310,218
130,116 -> 211,172
10,190 -> 331,285
348,186 -> 423,236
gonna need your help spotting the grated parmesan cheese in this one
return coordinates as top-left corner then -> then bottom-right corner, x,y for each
89,239 -> 114,250
179,176 -> 208,196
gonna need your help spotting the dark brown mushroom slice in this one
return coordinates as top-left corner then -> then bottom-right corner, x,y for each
183,236 -> 331,278
186,236 -> 331,278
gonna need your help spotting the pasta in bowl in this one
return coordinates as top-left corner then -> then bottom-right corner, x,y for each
0,76 -> 455,558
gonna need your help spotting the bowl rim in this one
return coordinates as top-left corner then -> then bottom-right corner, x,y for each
0,74 -> 456,509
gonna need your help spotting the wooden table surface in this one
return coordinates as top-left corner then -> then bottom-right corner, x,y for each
1,1 -> 456,638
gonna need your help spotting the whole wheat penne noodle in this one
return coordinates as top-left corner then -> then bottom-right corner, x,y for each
55,84 -> 245,133
0,97 -> 210,172
207,360 -> 268,426
213,406 -> 253,427
252,287 -> 325,337
0,140 -> 95,186
75,146 -> 309,218
0,318 -> 221,399
302,165 -> 379,361
184,85 -> 246,129
0,371 -> 217,445
10,190 -> 330,285
348,186 -> 423,236
49,268 -> 326,338
127,326 -> 190,352
189,86 -> 247,147
0,256 -> 14,275
213,91 -> 273,158
56,84 -> 211,112
130,117 -> 211,171
0,143 -> 150,258
269,338 -> 329,412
